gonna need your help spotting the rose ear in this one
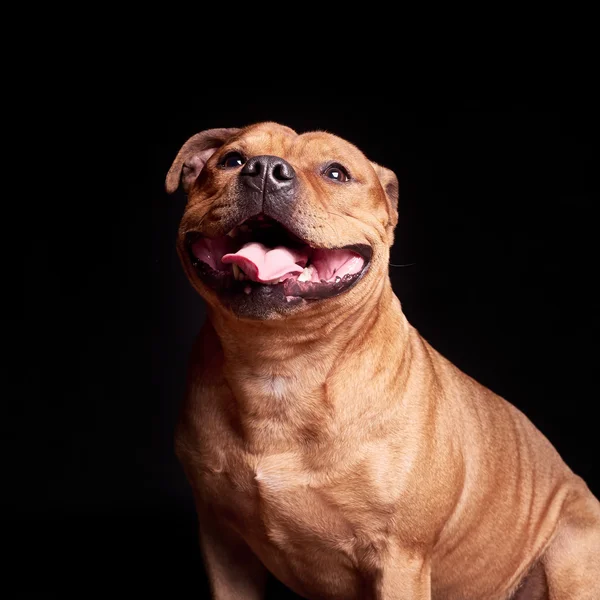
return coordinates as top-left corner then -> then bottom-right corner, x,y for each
371,162 -> 399,232
165,128 -> 240,194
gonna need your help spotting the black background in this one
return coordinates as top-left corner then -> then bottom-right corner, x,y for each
8,88 -> 598,598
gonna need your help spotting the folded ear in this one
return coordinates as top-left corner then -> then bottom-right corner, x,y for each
165,128 -> 240,194
371,162 -> 399,233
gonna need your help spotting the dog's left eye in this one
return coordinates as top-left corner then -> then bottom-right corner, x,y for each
323,163 -> 350,182
220,152 -> 246,168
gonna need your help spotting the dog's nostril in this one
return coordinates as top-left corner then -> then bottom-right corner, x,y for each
241,158 -> 262,177
272,162 -> 295,181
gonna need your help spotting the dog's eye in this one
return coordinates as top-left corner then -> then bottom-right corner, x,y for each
323,163 -> 350,182
220,152 -> 246,168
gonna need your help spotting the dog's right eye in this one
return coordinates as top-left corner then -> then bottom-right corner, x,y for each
220,152 -> 246,168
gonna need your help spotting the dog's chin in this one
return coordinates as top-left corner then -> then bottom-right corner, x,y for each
183,215 -> 372,320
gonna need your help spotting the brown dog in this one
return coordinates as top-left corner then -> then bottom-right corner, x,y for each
165,122 -> 600,599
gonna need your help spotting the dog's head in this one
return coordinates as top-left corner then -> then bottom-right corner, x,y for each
166,122 -> 398,319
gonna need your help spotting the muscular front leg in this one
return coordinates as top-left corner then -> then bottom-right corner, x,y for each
372,548 -> 431,600
542,490 -> 600,600
197,505 -> 267,600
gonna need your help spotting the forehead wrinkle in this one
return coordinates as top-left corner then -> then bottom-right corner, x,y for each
238,128 -> 298,158
236,122 -> 297,155
296,132 -> 365,163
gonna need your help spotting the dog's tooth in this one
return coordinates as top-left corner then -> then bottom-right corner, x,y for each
226,228 -> 238,238
244,285 -> 252,294
232,264 -> 241,280
297,265 -> 314,283
335,276 -> 341,283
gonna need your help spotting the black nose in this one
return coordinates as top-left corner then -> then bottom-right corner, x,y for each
240,155 -> 296,193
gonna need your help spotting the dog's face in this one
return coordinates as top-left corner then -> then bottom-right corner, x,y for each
166,122 -> 398,319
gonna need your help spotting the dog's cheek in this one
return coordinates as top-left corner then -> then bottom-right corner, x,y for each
369,198 -> 396,247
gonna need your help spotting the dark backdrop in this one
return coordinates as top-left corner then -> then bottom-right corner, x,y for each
8,91 -> 598,598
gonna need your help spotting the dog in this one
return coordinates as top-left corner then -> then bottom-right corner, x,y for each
165,122 -> 600,599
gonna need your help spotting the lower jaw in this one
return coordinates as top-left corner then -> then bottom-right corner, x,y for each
190,262 -> 368,317
204,279 -> 305,319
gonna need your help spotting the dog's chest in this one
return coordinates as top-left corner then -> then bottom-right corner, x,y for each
200,446 -> 356,541
180,378 -> 407,598
192,430 -> 403,598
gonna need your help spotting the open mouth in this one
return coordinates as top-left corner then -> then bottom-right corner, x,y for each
186,214 -> 371,301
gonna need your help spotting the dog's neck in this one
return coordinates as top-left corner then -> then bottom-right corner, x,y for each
206,279 -> 412,452
209,278 -> 401,366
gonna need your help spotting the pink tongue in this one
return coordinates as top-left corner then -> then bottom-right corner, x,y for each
311,249 -> 364,281
222,243 -> 309,282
